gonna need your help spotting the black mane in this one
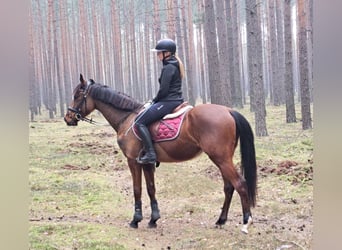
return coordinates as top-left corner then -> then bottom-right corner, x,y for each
89,83 -> 142,111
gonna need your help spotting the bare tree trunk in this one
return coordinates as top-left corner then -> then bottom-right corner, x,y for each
196,0 -> 207,103
216,0 -> 232,107
261,0 -> 270,102
284,0 -> 296,123
246,0 -> 268,136
237,0 -> 247,105
111,0 -> 124,91
129,0 -> 138,97
79,0 -> 91,76
152,0 -> 162,92
51,2 -> 65,117
47,0 -> 56,118
276,0 -> 285,104
59,0 -> 72,112
298,0 -> 312,130
307,0 -> 313,102
203,0 -> 220,104
230,0 -> 243,108
145,6 -> 153,100
29,5 -> 38,121
268,0 -> 278,105
180,0 -> 189,102
185,0 -> 196,105
166,0 -> 176,40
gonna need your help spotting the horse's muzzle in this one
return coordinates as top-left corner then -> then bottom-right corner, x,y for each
64,115 -> 78,126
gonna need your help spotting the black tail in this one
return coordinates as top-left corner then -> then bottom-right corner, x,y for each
230,110 -> 257,207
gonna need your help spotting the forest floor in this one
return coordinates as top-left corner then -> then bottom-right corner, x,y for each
29,105 -> 313,250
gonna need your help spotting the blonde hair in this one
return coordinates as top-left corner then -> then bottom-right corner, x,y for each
175,54 -> 185,79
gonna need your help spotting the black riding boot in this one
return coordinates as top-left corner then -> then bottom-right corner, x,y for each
136,124 -> 157,164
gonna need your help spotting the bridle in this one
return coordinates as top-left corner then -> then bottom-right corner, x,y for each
67,81 -> 106,126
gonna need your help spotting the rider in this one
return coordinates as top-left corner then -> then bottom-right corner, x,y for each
135,38 -> 185,164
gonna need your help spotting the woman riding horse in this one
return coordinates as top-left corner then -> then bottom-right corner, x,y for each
135,38 -> 185,165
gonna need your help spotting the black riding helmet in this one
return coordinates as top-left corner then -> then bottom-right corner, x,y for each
152,39 -> 176,54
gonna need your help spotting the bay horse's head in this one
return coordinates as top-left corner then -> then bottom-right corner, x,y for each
64,74 -> 96,126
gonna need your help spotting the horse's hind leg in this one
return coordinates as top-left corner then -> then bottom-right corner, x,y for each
142,164 -> 160,228
215,181 -> 234,226
211,157 -> 252,233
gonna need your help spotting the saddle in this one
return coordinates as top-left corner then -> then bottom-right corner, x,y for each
134,102 -> 193,142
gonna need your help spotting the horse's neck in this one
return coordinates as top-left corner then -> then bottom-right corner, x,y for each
94,100 -> 134,132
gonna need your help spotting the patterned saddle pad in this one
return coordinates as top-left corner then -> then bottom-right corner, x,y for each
133,105 -> 192,142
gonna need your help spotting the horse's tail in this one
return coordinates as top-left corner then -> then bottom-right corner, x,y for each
230,110 -> 257,207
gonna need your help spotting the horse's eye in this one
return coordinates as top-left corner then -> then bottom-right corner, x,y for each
73,92 -> 82,100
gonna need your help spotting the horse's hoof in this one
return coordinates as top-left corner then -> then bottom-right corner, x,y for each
241,225 -> 248,234
148,221 -> 157,228
148,213 -> 160,228
215,218 -> 227,226
129,221 -> 139,228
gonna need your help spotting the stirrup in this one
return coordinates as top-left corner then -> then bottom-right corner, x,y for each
136,150 -> 156,164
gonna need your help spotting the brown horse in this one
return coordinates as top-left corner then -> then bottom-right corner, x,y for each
64,74 -> 257,234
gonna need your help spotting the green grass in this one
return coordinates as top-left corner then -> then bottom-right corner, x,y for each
29,105 -> 313,249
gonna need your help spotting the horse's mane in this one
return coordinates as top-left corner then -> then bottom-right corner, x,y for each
89,83 -> 142,111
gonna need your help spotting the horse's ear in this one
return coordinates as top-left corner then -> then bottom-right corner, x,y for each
80,74 -> 86,84
79,74 -> 87,89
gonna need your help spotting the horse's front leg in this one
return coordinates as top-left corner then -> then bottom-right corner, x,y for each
127,159 -> 143,228
142,164 -> 160,228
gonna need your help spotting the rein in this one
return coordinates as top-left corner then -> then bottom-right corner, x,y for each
67,107 -> 108,126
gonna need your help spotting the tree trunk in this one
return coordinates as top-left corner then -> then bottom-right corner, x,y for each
204,0 -> 225,105
268,0 -> 278,105
297,0 -> 312,130
196,0 -> 207,103
284,0 -> 296,123
230,0 -> 243,108
276,0 -> 285,105
180,0 -> 190,103
152,0 -> 162,93
129,0 -> 138,97
111,0 -> 124,91
216,0 -> 232,107
29,5 -> 38,121
47,0 -> 56,118
186,0 -> 197,106
307,0 -> 313,102
166,0 -> 176,40
79,0 -> 91,77
145,6 -> 153,100
246,0 -> 268,136
59,0 -> 72,113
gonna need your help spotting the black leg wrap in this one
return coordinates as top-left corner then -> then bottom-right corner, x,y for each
243,212 -> 251,224
148,200 -> 160,228
130,201 -> 143,228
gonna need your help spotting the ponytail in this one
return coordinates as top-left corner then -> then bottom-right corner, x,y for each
175,54 -> 185,79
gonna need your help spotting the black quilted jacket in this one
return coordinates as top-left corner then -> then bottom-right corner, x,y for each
153,56 -> 183,102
